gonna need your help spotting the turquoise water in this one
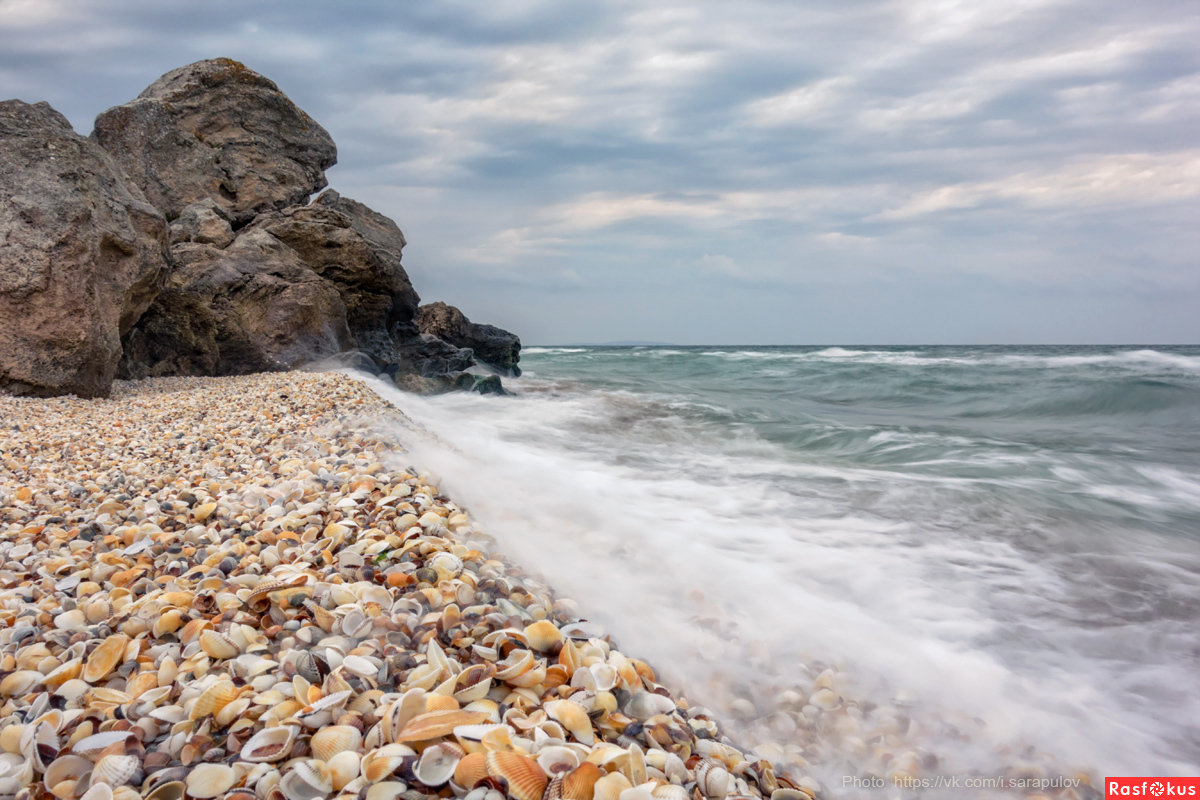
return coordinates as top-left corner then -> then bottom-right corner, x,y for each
362,345 -> 1200,790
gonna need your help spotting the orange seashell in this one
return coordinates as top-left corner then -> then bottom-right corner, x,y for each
125,670 -> 159,699
83,635 -> 130,683
562,762 -> 603,800
485,750 -> 547,800
453,751 -> 489,789
43,658 -> 82,689
395,709 -> 490,743
424,694 -> 460,713
543,665 -> 571,691
190,680 -> 240,721
387,572 -> 415,588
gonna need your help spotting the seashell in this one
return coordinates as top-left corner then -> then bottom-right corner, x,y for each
414,741 -> 465,788
562,763 -> 603,800
92,754 -> 141,787
79,785 -> 114,800
544,700 -> 593,746
617,784 -> 656,800
485,751 -> 546,800
327,751 -> 360,792
453,751 -> 489,789
452,664 -> 494,705
153,610 -> 186,638
396,710 -> 489,743
0,669 -> 43,697
186,764 -> 238,799
425,692 -> 460,713
22,721 -> 60,771
770,791 -> 810,800
808,688 -> 838,710
363,783 -> 407,800
200,630 -> 241,660
72,730 -> 134,756
695,760 -> 731,800
83,636 -> 129,683
310,726 -> 361,762
650,789 -> 689,800
341,655 -> 378,680
624,692 -> 675,721
43,658 -> 83,689
190,680 -> 240,721
240,726 -> 297,763
492,649 -> 534,681
144,782 -> 186,800
452,723 -> 509,755
523,621 -> 563,653
296,690 -> 352,728
280,760 -> 333,800
536,746 -> 581,778
592,773 -> 633,800
360,744 -> 415,783
44,754 -> 93,794
620,742 -> 646,786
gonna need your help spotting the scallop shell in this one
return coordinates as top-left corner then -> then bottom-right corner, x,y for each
296,690 -> 352,728
452,664 -> 494,704
83,635 -> 129,683
309,725 -> 361,762
562,762 -> 603,800
185,764 -> 237,799
92,754 -> 141,787
240,726 -> 297,763
485,751 -> 546,800
360,744 -> 416,783
592,773 -> 633,800
190,680 -> 240,721
414,741 -> 465,788
544,700 -> 593,745
200,630 -> 241,660
396,709 -> 490,743
453,751 -> 489,789
283,760 -> 333,800
695,760 -> 731,800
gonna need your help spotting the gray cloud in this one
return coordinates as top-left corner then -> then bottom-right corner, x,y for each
2,0 -> 1196,343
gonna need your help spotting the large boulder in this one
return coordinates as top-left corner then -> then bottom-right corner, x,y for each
416,301 -> 521,376
119,226 -> 352,378
0,100 -> 168,398
92,58 -> 336,225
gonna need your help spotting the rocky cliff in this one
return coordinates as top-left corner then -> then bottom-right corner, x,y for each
0,58 -> 520,397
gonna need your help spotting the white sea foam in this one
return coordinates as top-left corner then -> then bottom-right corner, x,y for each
349,369 -> 1200,788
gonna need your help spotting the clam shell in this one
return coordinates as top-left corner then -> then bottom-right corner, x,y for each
186,764 -> 237,799
83,635 -> 129,683
0,669 -> 44,697
44,754 -> 93,794
80,784 -> 114,800
240,726 -> 297,763
190,680 -> 240,721
453,751 -> 489,789
144,781 -> 185,800
199,631 -> 241,660
523,621 -> 563,653
485,751 -> 546,800
310,726 -> 361,763
396,710 -> 489,743
414,742 -> 465,788
562,762 -> 603,800
593,773 -> 633,800
452,723 -> 509,754
544,700 -> 593,746
536,746 -> 581,778
92,754 -> 140,787
327,751 -> 360,792
695,760 -> 731,800
363,783 -> 407,800
72,730 -> 134,756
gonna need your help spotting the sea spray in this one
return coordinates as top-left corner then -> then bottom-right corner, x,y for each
349,345 -> 1200,791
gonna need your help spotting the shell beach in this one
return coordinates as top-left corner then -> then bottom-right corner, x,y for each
0,372 -> 810,800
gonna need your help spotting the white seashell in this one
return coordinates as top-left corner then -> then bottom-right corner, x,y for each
535,745 -> 580,777
240,726 -> 297,763
695,760 -> 731,800
185,764 -> 237,799
327,751 -> 361,792
78,783 -> 114,800
624,692 -> 675,721
414,742 -> 464,787
364,782 -> 408,800
92,754 -> 141,788
72,730 -> 134,756
341,655 -> 378,680
310,725 -> 361,763
279,760 -> 333,800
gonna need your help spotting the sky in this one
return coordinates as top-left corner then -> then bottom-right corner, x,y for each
1,0 -> 1197,344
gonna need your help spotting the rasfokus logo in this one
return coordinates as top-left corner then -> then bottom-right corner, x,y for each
1107,778 -> 1200,797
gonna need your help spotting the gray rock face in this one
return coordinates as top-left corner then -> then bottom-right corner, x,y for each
92,58 -> 336,224
0,100 -> 169,398
119,227 -> 352,378
416,301 -> 522,376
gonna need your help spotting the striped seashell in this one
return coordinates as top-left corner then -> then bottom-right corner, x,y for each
185,764 -> 236,799
453,751 -> 489,789
309,725 -> 362,762
485,751 -> 546,800
395,709 -> 490,743
83,635 -> 129,683
562,762 -> 603,800
91,754 -> 141,787
239,726 -> 297,763
189,680 -> 240,721
199,630 -> 241,660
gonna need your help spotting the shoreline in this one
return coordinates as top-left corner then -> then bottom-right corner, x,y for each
0,372 -> 808,800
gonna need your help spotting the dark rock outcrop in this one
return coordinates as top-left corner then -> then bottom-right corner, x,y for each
0,100 -> 169,398
92,58 -> 336,224
416,301 -> 521,376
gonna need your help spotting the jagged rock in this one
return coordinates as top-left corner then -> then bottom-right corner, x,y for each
258,193 -> 420,364
0,100 -> 168,398
416,301 -> 522,376
121,191 -> 421,378
92,58 -> 336,224
118,228 -> 352,378
395,371 -> 508,396
390,334 -> 476,378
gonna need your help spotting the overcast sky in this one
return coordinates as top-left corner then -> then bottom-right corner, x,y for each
2,0 -> 1197,344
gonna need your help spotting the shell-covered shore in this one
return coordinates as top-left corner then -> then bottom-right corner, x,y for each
0,372 -> 811,800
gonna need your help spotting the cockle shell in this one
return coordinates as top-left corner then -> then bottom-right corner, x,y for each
453,751 -> 489,789
545,700 -> 594,745
694,760 -> 731,800
92,754 -> 141,787
310,726 -> 361,762
143,781 -> 185,800
523,620 -> 563,653
200,630 -> 241,660
280,760 -> 333,800
240,726 -> 297,763
592,772 -> 633,800
44,754 -> 93,796
190,680 -> 240,721
562,762 -> 603,800
0,669 -> 43,697
536,746 -> 581,778
327,751 -> 361,791
485,751 -> 546,800
185,764 -> 236,799
72,730 -> 134,756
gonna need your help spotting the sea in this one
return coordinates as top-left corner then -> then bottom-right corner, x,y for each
356,345 -> 1200,795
